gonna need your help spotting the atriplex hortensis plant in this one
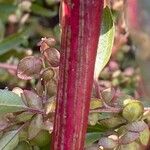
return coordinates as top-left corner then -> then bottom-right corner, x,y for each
52,0 -> 104,150
0,1 -> 150,150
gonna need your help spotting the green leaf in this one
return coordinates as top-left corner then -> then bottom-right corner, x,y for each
31,3 -> 57,17
85,132 -> 103,147
88,113 -> 99,126
30,130 -> 50,147
0,20 -> 5,41
99,116 -> 126,129
0,3 -> 17,22
139,124 -> 150,146
14,141 -> 32,150
120,142 -> 141,150
94,6 -> 115,79
16,112 -> 34,123
87,124 -> 108,133
0,28 -> 30,55
0,3 -> 16,14
0,130 -> 19,150
0,90 -> 27,114
28,114 -> 43,139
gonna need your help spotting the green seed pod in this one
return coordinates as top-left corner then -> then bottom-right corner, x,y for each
90,98 -> 103,109
46,79 -> 57,97
122,100 -> 144,122
42,68 -> 55,82
35,80 -> 44,96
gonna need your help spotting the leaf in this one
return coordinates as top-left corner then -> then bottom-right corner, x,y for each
120,132 -> 140,145
85,132 -> 103,147
120,141 -> 141,150
90,98 -> 103,109
94,6 -> 115,79
0,28 -> 30,55
46,79 -> 57,97
139,124 -> 150,146
23,90 -> 42,109
35,80 -> 44,96
87,124 -> 108,133
28,114 -> 43,139
99,137 -> 118,149
30,130 -> 50,147
99,116 -> 126,129
0,117 -> 9,132
88,113 -> 99,126
45,96 -> 56,114
0,4 -> 16,14
0,20 -> 5,41
101,88 -> 115,103
14,141 -> 32,150
31,3 -> 57,18
0,3 -> 16,21
17,56 -> 42,80
43,48 -> 60,67
0,130 -> 19,150
16,112 -> 34,123
125,121 -> 147,132
0,90 -> 27,115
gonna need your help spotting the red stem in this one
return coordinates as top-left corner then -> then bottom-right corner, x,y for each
0,63 -> 17,71
52,0 -> 104,150
126,0 -> 139,29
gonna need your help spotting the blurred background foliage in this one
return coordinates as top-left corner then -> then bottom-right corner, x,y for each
0,0 -> 60,89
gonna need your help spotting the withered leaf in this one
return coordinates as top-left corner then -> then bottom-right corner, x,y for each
17,56 -> 42,80
43,48 -> 60,67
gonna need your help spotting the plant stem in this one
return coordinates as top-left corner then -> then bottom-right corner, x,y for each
0,63 -> 17,71
90,107 -> 150,113
26,108 -> 45,115
126,0 -> 139,29
52,0 -> 104,150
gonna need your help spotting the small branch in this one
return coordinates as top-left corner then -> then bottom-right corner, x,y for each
90,107 -> 121,113
93,80 -> 101,98
26,108 -> 45,115
0,63 -> 17,71
90,107 -> 150,113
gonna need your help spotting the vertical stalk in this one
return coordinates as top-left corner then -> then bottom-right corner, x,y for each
52,0 -> 104,150
126,0 -> 139,29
